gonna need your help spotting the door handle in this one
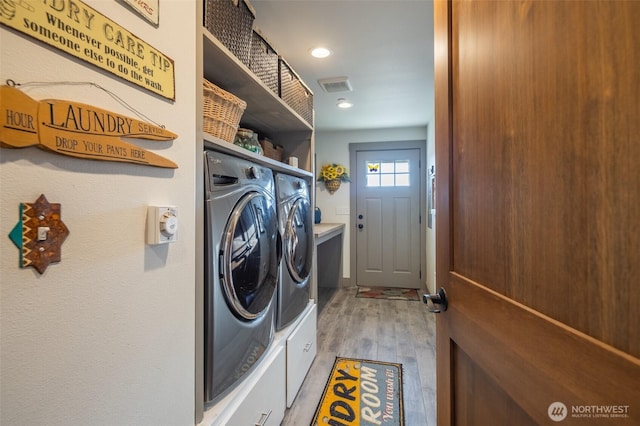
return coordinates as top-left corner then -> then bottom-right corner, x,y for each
358,224 -> 364,229
423,287 -> 448,313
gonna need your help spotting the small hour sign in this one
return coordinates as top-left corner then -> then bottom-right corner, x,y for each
122,0 -> 160,26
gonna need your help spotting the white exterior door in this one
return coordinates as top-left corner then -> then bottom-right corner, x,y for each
353,145 -> 422,288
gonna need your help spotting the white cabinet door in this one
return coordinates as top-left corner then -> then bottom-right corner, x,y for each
227,345 -> 286,426
286,304 -> 317,407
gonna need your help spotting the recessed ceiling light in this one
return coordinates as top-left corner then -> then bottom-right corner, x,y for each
310,47 -> 332,58
337,98 -> 353,109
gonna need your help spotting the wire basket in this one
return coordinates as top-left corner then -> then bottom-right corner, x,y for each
204,0 -> 255,67
203,79 -> 247,143
279,57 -> 314,126
250,29 -> 279,95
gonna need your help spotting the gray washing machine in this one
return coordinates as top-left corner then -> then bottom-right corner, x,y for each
274,172 -> 313,330
204,150 -> 280,403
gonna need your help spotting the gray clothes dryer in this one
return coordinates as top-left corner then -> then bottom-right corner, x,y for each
204,150 -> 280,403
274,172 -> 313,330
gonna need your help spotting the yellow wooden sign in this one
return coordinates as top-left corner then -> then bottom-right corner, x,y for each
1,85 -> 178,168
0,0 -> 175,100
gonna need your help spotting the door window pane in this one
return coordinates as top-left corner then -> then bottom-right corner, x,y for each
367,174 -> 380,187
380,161 -> 395,174
381,174 -> 395,187
396,174 -> 410,186
396,160 -> 409,173
366,160 -> 411,187
368,162 -> 380,173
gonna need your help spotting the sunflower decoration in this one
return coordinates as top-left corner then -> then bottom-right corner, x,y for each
318,163 -> 350,194
317,163 -> 351,182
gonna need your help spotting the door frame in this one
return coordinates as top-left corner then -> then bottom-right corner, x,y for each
348,140 -> 428,290
434,0 -> 453,419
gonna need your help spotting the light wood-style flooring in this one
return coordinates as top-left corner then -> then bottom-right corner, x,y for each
282,286 -> 437,425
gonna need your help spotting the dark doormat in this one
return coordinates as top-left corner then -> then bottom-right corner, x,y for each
311,357 -> 404,426
356,286 -> 420,301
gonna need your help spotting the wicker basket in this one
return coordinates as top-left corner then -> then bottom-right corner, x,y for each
324,179 -> 341,194
203,79 -> 247,143
279,57 -> 314,126
250,29 -> 279,95
204,0 -> 255,67
260,138 -> 283,162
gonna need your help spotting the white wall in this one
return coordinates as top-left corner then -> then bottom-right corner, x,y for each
0,2 -> 197,425
314,126 -> 434,286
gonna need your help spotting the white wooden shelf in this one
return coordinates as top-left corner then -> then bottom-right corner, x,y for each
203,133 -> 313,179
202,30 -> 312,136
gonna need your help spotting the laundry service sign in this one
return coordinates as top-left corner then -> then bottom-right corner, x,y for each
0,0 -> 175,100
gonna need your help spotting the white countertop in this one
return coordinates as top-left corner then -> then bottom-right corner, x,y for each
314,223 -> 345,245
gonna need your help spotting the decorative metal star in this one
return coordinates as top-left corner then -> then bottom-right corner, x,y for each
8,194 -> 70,274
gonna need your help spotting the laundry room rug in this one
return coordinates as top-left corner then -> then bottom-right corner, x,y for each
356,286 -> 421,301
311,357 -> 404,426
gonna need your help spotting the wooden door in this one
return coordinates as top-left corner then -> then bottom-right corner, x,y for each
434,1 -> 640,425
354,146 -> 422,288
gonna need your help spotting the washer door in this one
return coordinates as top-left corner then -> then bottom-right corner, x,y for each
221,190 -> 280,320
284,197 -> 313,283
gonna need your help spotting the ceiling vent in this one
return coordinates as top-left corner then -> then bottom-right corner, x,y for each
318,77 -> 353,93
